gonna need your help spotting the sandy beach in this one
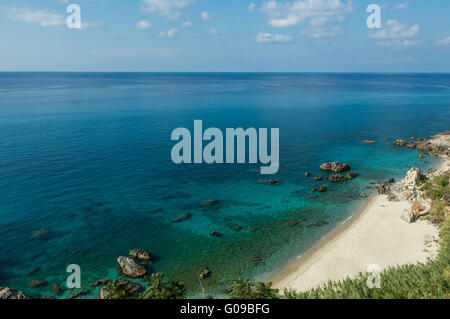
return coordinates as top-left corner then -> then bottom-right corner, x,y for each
271,158 -> 449,292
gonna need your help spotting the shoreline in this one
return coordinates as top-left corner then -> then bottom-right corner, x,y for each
270,157 -> 448,292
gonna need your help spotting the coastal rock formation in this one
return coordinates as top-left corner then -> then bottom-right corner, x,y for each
313,176 -> 323,181
404,167 -> 426,187
416,132 -> 450,157
99,280 -> 142,299
129,249 -> 151,262
345,172 -> 359,180
0,287 -> 30,299
327,174 -> 345,183
394,139 -> 407,147
363,140 -> 375,144
318,186 -> 328,192
117,257 -> 147,278
320,162 -> 351,173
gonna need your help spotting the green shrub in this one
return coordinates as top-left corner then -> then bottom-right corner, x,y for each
139,272 -> 186,299
225,278 -> 279,299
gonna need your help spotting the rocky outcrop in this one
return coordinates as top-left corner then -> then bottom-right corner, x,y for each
416,132 -> 450,157
0,287 -> 30,299
318,186 -> 328,192
320,162 -> 351,173
345,172 -> 359,180
129,249 -> 151,261
117,257 -> 147,278
401,202 -> 425,224
394,139 -> 407,147
327,174 -> 345,183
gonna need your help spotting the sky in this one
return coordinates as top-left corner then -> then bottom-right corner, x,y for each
0,0 -> 449,72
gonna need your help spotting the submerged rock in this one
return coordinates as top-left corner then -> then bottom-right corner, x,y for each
287,220 -> 299,227
345,172 -> 359,180
320,162 -> 351,173
327,174 -> 345,183
202,199 -> 220,206
117,257 -> 147,278
249,256 -> 263,266
363,139 -> 376,144
30,228 -> 50,240
0,287 -> 30,299
51,284 -> 66,296
313,176 -> 323,181
318,186 -> 328,192
129,249 -> 151,262
171,213 -> 192,223
258,179 -> 279,185
210,231 -> 221,237
67,289 -> 89,299
29,279 -> 47,288
198,268 -> 211,279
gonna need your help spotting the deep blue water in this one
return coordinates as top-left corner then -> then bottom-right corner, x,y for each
0,73 -> 449,298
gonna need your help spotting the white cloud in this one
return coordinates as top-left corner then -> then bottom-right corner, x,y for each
249,3 -> 256,12
4,7 -> 65,27
159,28 -> 178,38
209,27 -> 219,35
395,2 -> 409,10
436,37 -> 450,46
260,0 -> 353,38
369,19 -> 419,47
201,11 -> 212,21
181,21 -> 192,27
256,32 -> 293,43
141,0 -> 194,20
135,20 -> 152,29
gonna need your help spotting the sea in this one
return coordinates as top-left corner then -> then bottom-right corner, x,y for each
0,72 -> 449,298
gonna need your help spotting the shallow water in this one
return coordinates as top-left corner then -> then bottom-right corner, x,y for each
0,73 -> 449,298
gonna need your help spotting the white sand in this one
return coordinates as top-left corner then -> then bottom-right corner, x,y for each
271,159 -> 448,292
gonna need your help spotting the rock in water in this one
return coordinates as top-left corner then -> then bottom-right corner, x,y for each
313,176 -> 323,181
129,249 -> 151,261
320,162 -> 351,173
0,287 -> 30,299
305,172 -> 310,177
394,139 -> 407,147
363,140 -> 375,144
117,257 -> 147,278
327,174 -> 346,183
171,213 -> 192,223
345,172 -> 359,180
318,186 -> 328,192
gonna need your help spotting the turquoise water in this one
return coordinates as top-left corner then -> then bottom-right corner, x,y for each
0,73 -> 449,298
